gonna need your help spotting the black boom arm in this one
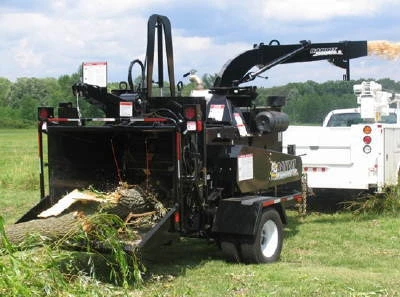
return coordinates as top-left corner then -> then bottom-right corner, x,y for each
214,40 -> 368,87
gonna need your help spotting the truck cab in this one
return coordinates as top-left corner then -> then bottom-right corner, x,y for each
323,107 -> 398,127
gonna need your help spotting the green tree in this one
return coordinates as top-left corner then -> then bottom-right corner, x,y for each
0,77 -> 12,107
6,77 -> 59,108
202,73 -> 218,88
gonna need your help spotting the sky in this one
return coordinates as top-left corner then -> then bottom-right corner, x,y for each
1,0 -> 400,87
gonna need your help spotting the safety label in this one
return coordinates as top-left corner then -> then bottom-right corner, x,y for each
238,153 -> 253,181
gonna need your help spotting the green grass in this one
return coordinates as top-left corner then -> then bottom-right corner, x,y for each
1,129 -> 400,296
138,214 -> 400,297
0,129 -> 40,224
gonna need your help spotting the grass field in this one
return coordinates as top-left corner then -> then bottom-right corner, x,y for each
0,129 -> 399,296
0,129 -> 40,224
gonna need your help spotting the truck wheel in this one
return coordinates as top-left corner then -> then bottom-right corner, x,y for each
220,239 -> 241,262
240,208 -> 283,264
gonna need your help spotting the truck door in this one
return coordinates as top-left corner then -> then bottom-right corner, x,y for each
384,127 -> 400,186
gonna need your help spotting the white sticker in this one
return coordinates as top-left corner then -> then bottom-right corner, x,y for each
82,62 -> 107,87
234,112 -> 248,137
237,154 -> 253,181
120,102 -> 133,117
208,104 -> 225,121
187,121 -> 196,131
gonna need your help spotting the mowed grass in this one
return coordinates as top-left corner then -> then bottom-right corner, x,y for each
141,214 -> 400,297
0,129 -> 40,224
0,129 -> 400,296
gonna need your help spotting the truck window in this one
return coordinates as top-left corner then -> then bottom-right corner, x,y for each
326,112 -> 397,127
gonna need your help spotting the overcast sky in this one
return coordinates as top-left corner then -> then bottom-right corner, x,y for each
1,0 -> 400,87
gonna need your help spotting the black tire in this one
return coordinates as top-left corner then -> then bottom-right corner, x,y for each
240,208 -> 283,264
220,239 -> 241,263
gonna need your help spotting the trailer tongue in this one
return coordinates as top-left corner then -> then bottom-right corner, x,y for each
15,14 -> 368,263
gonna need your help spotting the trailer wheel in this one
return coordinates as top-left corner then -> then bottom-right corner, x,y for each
220,239 -> 241,262
240,208 -> 283,264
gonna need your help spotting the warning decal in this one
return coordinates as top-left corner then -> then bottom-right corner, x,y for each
238,153 -> 253,181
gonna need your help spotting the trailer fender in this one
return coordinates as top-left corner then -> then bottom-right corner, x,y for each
271,203 -> 287,225
212,198 -> 262,236
212,194 -> 295,236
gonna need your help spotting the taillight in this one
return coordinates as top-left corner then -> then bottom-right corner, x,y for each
363,125 -> 372,134
184,106 -> 196,120
362,125 -> 372,154
37,107 -> 54,121
363,136 -> 372,144
184,104 -> 203,132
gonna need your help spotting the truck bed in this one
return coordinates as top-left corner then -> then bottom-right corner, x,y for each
283,124 -> 400,191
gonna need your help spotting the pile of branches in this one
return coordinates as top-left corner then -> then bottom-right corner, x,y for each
0,182 -> 170,286
3,182 -> 169,248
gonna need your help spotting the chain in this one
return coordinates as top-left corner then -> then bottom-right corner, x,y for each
297,173 -> 308,216
76,91 -> 82,126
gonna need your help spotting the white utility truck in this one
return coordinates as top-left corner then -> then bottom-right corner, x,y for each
283,81 -> 400,193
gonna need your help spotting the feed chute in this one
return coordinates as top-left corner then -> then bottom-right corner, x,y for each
214,40 -> 368,87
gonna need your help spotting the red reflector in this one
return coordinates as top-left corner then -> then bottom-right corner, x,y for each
312,168 -> 317,172
38,107 -> 54,121
174,212 -> 180,223
196,120 -> 203,131
294,194 -> 303,203
363,136 -> 372,144
184,106 -> 196,120
262,200 -> 275,207
39,109 -> 48,120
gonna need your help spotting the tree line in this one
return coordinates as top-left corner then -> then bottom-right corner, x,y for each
258,78 -> 400,124
1,72 -> 399,128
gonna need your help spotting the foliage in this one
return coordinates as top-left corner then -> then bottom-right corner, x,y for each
256,78 -> 400,124
201,73 -> 218,88
0,212 -> 144,295
0,216 -> 65,296
60,213 -> 145,287
0,216 -> 123,297
1,71 -> 400,128
343,185 -> 400,215
0,107 -> 34,128
0,71 -> 105,127
256,80 -> 358,124
0,78 -> 12,107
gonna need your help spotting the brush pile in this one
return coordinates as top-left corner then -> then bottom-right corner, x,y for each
3,182 -> 169,248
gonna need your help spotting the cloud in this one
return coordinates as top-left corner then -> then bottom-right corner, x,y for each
13,39 -> 43,69
259,0 -> 397,22
173,35 -> 251,73
48,0 -> 172,17
0,6 -> 149,80
1,0 -> 400,86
